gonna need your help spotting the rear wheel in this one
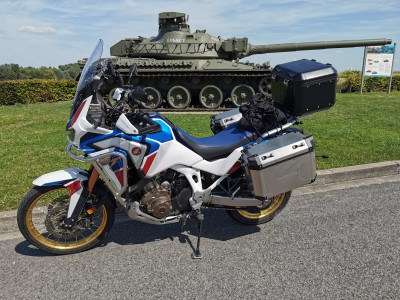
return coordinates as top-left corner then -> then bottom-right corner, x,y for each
17,182 -> 115,254
226,191 -> 291,225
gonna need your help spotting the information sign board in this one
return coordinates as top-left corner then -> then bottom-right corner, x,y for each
363,45 -> 395,77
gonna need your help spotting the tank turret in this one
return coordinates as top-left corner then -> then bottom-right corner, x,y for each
109,12 -> 392,110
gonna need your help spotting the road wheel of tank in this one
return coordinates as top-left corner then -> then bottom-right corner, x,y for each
167,86 -> 191,109
259,77 -> 272,97
199,85 -> 224,109
231,85 -> 255,107
141,87 -> 162,109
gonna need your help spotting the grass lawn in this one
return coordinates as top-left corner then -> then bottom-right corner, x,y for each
0,92 -> 399,211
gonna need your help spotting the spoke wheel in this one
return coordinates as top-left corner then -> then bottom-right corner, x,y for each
17,183 -> 115,254
226,191 -> 291,225
167,86 -> 191,109
259,77 -> 272,97
199,85 -> 224,109
231,85 -> 255,107
142,87 -> 162,109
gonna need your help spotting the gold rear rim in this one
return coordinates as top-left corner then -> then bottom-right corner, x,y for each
236,193 -> 286,220
25,188 -> 107,251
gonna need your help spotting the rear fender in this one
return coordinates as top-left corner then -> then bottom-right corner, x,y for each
33,168 -> 90,227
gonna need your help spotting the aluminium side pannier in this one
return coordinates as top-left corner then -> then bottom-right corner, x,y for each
242,132 -> 316,198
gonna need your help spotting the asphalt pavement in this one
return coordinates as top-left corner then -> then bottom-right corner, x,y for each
1,160 -> 399,238
0,161 -> 399,299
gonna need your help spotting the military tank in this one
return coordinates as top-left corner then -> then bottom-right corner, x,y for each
110,12 -> 391,110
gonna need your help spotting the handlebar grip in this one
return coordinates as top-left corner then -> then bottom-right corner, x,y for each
138,113 -> 157,126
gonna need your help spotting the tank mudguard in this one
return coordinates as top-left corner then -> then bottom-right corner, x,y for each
32,168 -> 89,187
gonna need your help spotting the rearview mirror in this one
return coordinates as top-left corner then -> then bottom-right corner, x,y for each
129,86 -> 148,103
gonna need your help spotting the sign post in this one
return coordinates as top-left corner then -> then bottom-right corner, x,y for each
360,44 -> 396,94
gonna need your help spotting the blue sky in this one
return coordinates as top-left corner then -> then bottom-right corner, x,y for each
1,0 -> 399,71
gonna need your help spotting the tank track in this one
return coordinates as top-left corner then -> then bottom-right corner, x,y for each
113,70 -> 271,111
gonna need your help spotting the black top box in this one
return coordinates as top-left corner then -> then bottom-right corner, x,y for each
271,59 -> 337,116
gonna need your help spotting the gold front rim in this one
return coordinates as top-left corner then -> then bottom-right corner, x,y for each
236,193 -> 286,220
25,188 -> 107,251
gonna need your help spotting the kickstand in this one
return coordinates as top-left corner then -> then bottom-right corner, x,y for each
191,211 -> 204,259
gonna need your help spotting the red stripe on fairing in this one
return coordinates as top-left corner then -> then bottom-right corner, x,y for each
115,169 -> 124,185
228,161 -> 242,174
142,152 -> 157,175
65,180 -> 82,195
69,99 -> 87,128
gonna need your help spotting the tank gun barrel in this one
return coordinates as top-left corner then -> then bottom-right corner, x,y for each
247,38 -> 392,56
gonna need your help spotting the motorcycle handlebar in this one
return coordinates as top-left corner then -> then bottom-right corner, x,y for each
129,110 -> 161,134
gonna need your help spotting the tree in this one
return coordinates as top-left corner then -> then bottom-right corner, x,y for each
0,62 -> 80,81
0,64 -> 19,80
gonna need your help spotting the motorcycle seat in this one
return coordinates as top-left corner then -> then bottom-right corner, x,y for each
173,125 -> 257,161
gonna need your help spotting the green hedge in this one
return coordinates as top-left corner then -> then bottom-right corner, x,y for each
0,75 -> 398,106
0,79 -> 77,105
337,71 -> 400,93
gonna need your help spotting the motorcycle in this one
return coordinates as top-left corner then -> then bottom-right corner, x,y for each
17,39 -> 337,258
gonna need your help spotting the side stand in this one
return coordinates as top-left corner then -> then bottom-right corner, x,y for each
191,211 -> 204,259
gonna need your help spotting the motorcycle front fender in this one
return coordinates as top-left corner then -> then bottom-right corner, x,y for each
33,168 -> 88,187
33,168 -> 90,226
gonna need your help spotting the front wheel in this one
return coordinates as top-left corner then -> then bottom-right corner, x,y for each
17,182 -> 115,254
226,191 -> 291,225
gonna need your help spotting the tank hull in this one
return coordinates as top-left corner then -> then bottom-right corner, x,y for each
112,58 -> 271,109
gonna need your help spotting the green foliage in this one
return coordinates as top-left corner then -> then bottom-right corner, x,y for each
337,71 -> 400,93
0,79 -> 77,105
0,92 -> 399,211
0,63 -> 80,81
0,64 -> 20,80
57,63 -> 80,80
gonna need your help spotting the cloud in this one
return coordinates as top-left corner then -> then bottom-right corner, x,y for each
0,0 -> 398,70
18,25 -> 56,34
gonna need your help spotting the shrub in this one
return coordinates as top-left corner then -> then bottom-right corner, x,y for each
338,71 -> 400,93
0,79 -> 76,105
